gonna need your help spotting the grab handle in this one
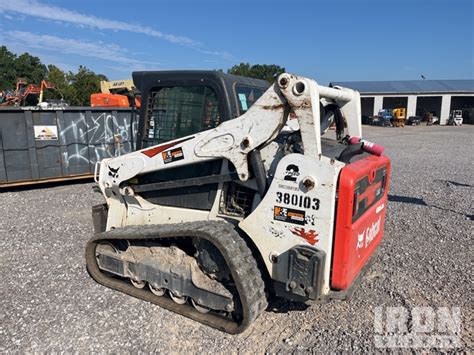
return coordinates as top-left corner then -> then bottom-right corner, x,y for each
348,137 -> 384,156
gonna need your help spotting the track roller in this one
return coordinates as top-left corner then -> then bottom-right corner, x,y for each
131,279 -> 146,289
191,298 -> 211,314
169,291 -> 188,304
148,283 -> 165,296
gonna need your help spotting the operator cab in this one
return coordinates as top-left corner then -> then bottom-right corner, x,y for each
132,70 -> 345,159
131,71 -> 269,211
132,70 -> 270,150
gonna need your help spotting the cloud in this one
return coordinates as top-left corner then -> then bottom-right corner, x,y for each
1,0 -> 234,60
196,49 -> 234,61
2,0 -> 197,46
3,30 -> 160,68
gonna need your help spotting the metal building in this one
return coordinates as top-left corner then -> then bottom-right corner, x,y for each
330,80 -> 474,125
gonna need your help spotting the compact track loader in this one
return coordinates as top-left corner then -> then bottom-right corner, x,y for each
86,71 -> 391,333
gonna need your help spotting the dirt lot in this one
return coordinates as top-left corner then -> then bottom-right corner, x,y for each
1,125 -> 473,352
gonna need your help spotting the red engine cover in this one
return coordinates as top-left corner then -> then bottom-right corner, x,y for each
331,155 -> 391,290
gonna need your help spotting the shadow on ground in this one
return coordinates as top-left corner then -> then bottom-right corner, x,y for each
0,178 -> 94,193
388,193 -> 473,220
267,298 -> 310,314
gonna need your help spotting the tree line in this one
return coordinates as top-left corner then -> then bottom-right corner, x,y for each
0,46 -> 107,106
227,63 -> 285,83
0,45 -> 285,106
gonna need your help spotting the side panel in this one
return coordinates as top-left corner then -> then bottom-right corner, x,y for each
0,110 -> 31,182
331,155 -> 391,290
239,154 -> 344,296
60,110 -> 137,174
32,110 -> 62,179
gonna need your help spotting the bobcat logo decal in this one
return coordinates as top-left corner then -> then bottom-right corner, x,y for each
108,166 -> 120,179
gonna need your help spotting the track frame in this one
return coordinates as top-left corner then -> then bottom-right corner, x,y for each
85,220 -> 268,334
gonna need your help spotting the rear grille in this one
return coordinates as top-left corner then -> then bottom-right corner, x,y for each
219,182 -> 255,217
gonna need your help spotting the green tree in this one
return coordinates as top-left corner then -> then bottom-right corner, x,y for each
0,46 -> 109,106
228,63 -> 285,82
0,47 -> 48,91
44,64 -> 70,101
227,63 -> 252,78
47,65 -> 68,91
14,52 -> 47,84
0,46 -> 18,90
67,66 -> 107,106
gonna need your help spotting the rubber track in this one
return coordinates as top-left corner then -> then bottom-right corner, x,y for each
85,220 -> 268,334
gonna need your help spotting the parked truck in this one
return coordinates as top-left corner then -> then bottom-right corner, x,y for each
372,109 -> 392,127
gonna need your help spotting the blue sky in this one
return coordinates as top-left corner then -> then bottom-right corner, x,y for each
0,0 -> 472,84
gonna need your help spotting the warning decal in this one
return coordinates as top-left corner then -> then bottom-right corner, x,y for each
34,125 -> 58,140
162,147 -> 184,164
273,206 -> 306,225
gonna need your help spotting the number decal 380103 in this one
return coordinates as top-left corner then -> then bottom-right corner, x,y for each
276,192 -> 320,210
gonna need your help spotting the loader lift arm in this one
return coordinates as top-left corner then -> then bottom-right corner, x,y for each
95,73 -> 362,189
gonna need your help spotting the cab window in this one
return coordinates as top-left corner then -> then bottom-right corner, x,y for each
235,85 -> 266,114
145,86 -> 220,146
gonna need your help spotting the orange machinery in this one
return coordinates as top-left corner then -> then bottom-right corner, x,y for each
0,79 -> 55,107
90,79 -> 141,108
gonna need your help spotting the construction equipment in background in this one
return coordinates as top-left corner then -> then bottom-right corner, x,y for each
392,108 -> 406,127
371,109 -> 392,127
0,79 -> 56,107
448,110 -> 463,125
100,79 -> 135,94
86,71 -> 391,333
406,116 -> 422,126
422,111 -> 440,125
91,79 -> 141,108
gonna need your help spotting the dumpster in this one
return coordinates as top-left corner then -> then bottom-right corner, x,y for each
0,107 -> 138,187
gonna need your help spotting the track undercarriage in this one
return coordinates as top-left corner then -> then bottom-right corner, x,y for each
86,221 -> 268,333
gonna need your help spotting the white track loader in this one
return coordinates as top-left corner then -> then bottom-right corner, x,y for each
86,71 -> 391,333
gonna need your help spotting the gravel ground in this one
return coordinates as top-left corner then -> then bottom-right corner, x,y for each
1,125 -> 473,352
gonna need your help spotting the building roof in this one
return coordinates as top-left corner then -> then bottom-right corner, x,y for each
330,80 -> 474,95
